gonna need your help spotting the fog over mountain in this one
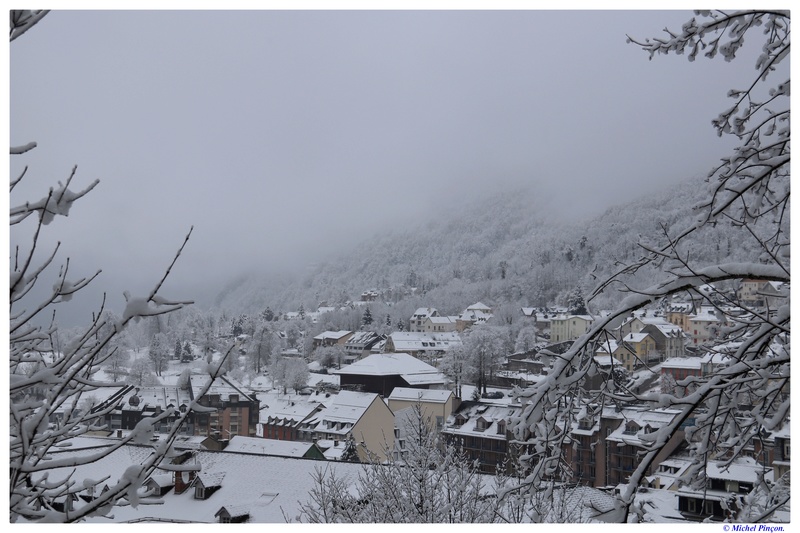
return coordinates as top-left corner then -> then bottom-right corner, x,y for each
10,9 -> 753,327
212,173 -> 758,319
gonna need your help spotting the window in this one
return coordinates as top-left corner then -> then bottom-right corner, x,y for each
687,498 -> 697,513
704,501 -> 714,515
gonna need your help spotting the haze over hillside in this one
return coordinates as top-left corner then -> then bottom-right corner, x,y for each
213,173 -> 756,318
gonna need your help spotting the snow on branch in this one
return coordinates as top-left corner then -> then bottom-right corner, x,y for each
11,141 -> 37,155
10,166 -> 99,226
10,10 -> 50,42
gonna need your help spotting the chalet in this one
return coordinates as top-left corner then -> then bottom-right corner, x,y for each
332,352 -> 448,397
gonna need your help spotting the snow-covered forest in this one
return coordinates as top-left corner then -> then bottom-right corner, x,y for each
213,175 -> 761,324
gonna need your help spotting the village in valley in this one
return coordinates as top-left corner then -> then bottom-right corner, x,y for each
31,278 -> 790,523
10,9 -> 790,526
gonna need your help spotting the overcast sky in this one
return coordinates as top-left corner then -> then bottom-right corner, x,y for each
9,6 -> 765,320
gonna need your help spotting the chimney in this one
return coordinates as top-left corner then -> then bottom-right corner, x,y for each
174,469 -> 197,495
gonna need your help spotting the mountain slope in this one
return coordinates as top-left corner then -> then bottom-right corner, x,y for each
214,175 -> 756,317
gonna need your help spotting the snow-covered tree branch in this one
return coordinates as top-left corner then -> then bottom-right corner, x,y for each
8,10 -> 225,522
510,10 -> 790,522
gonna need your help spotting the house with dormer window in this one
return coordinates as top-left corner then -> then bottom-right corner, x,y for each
311,390 -> 395,462
410,308 -> 439,332
441,401 -> 528,474
677,459 -> 772,521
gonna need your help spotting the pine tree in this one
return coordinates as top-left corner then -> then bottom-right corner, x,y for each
566,287 -> 587,315
174,339 -> 182,360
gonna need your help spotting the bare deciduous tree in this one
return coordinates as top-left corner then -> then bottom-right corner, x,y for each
9,11 -> 234,522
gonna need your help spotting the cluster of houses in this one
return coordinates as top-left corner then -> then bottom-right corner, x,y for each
62,280 -> 788,523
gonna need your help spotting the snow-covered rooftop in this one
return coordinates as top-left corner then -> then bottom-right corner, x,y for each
333,352 -> 444,379
661,357 -> 703,370
315,390 -> 380,426
387,387 -> 453,403
36,441 -> 363,523
387,331 -> 462,352
623,332 -> 651,343
313,330 -> 352,341
224,436 -> 320,458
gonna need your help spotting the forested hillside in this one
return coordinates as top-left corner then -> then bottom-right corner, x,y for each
215,173 -> 757,318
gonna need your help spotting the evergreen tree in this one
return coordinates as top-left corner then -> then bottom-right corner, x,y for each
231,316 -> 243,337
566,287 -> 587,315
174,339 -> 182,361
362,307 -> 373,327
